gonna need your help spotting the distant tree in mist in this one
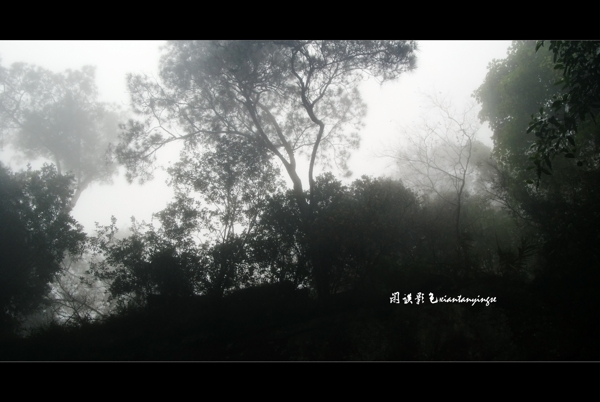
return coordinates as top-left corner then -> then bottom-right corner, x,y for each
379,94 -> 534,279
0,60 -> 122,209
386,94 -> 492,200
382,94 -> 494,271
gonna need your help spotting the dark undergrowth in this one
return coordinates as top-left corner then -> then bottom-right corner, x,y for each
2,272 -> 598,361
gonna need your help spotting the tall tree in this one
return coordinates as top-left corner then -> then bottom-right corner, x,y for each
0,61 -> 122,209
118,40 -> 418,300
474,40 -> 566,221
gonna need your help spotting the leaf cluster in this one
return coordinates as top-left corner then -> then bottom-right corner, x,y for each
88,217 -> 203,311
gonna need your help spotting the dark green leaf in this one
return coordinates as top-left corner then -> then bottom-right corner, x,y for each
544,154 -> 553,170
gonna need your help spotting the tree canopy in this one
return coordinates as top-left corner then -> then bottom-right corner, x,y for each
0,163 -> 86,333
0,61 -> 122,208
527,41 -> 600,178
118,40 -> 417,216
474,40 -> 562,175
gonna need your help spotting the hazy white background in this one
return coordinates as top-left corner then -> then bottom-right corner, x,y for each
0,40 -> 512,234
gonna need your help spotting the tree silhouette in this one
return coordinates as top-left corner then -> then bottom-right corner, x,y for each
118,40 -> 417,300
0,163 -> 85,334
88,217 -> 204,311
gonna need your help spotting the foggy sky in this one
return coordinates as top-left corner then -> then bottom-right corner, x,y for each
0,40 -> 512,234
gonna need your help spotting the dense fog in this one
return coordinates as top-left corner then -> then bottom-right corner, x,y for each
1,40 -> 598,361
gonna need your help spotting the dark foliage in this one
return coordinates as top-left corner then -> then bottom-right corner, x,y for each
528,41 -> 600,180
0,163 -> 85,334
7,41 -> 600,360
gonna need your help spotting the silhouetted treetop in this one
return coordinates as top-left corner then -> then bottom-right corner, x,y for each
120,40 -> 416,209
